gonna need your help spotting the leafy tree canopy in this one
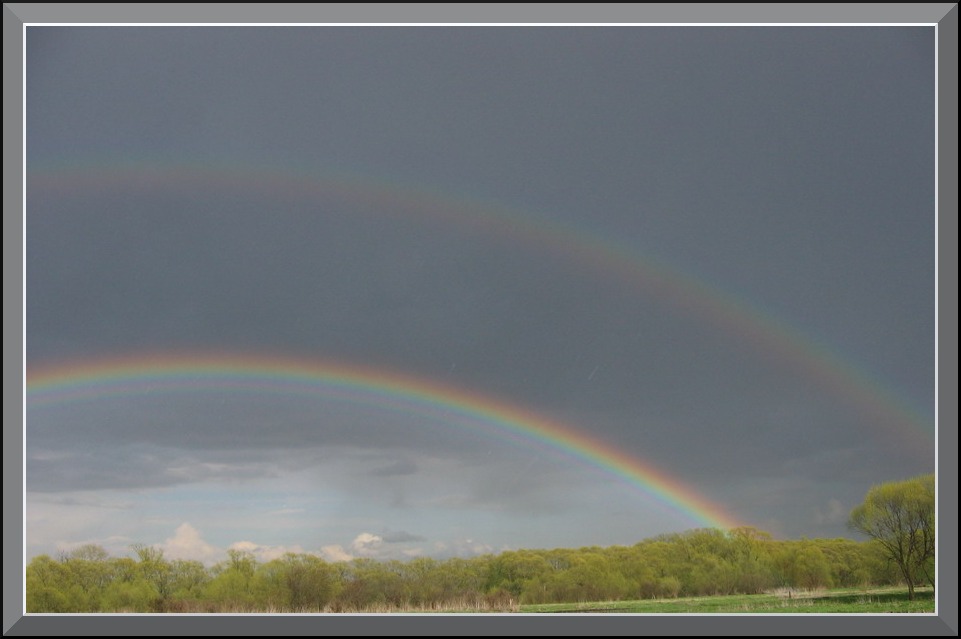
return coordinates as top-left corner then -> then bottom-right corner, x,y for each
848,474 -> 934,600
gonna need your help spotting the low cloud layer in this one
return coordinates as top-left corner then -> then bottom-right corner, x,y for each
69,523 -> 447,565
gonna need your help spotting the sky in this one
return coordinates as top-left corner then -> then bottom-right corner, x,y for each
24,26 -> 936,565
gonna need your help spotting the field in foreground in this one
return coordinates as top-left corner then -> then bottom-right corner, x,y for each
519,586 -> 934,614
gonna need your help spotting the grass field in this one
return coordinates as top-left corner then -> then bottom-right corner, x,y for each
518,586 -> 935,614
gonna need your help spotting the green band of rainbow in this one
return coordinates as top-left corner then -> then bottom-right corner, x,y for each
27,352 -> 744,531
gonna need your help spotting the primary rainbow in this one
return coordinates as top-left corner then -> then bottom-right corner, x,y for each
26,352 -> 744,531
27,160 -> 935,457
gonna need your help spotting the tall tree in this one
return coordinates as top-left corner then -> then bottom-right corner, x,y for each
848,474 -> 935,600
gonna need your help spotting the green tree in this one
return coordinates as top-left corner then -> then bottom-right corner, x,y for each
25,555 -> 71,612
728,527 -> 776,593
131,544 -> 173,607
273,553 -> 340,610
204,549 -> 260,610
790,542 -> 833,590
848,474 -> 935,600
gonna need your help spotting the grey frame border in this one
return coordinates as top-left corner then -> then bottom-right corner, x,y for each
4,3 -> 956,636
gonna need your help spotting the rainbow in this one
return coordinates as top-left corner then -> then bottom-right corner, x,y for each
26,352 -> 744,531
26,160 -> 934,457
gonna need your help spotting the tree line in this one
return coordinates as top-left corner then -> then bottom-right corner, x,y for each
26,475 -> 934,612
23,528 -> 916,613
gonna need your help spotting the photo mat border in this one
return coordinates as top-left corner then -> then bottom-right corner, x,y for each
5,3 -> 956,635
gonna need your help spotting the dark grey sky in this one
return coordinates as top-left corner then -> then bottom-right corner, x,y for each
25,26 -> 935,562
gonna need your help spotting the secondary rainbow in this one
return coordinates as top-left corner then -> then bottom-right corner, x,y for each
27,160 -> 934,458
26,352 -> 744,531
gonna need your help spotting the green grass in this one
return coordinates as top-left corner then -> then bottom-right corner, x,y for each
519,586 -> 935,614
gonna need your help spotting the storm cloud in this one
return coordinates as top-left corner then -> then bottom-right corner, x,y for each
25,26 -> 935,559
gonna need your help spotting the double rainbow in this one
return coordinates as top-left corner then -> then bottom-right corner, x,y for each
25,159 -> 935,529
27,160 -> 934,454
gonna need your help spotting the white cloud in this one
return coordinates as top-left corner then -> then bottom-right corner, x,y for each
350,532 -> 383,556
160,524 -> 313,564
317,532 -> 416,562
320,544 -> 354,562
160,522 -> 221,563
